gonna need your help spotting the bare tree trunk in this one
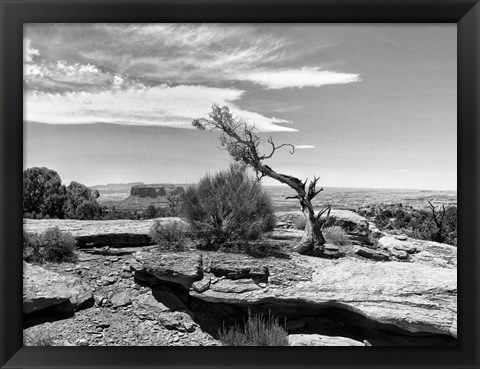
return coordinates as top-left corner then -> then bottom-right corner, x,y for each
293,198 -> 326,255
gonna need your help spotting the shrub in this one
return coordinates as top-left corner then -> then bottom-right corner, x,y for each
182,165 -> 276,248
23,230 -> 43,263
23,227 -> 77,263
149,220 -> 188,251
218,311 -> 288,346
323,225 -> 350,246
293,217 -> 306,230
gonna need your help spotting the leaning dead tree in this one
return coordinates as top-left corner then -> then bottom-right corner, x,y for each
192,104 -> 331,255
427,201 -> 446,243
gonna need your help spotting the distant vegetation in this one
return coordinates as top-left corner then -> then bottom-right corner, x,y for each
358,203 -> 457,246
181,164 -> 276,249
23,167 -> 101,220
23,166 -> 183,221
23,227 -> 77,264
218,311 -> 288,346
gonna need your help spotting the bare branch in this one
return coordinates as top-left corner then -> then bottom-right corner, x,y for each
260,136 -> 295,160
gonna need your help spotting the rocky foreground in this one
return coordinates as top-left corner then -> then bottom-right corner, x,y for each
23,210 -> 457,346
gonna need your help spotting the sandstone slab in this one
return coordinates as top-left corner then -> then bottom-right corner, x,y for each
131,251 -> 203,289
23,218 -> 182,248
23,262 -> 93,315
289,334 -> 365,346
191,252 -> 457,338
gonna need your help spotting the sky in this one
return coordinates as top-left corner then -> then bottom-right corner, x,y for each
23,24 -> 457,190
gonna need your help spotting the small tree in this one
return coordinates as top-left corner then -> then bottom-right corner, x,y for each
193,105 -> 330,255
23,167 -> 66,218
75,200 -> 101,220
427,201 -> 457,245
64,181 -> 101,219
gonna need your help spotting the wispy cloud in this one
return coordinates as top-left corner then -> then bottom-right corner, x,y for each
295,145 -> 315,149
23,24 -> 360,132
25,84 -> 296,132
238,67 -> 361,89
24,24 -> 360,91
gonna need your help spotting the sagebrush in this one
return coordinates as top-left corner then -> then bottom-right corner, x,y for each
323,225 -> 350,246
23,227 -> 77,263
182,164 -> 276,248
149,220 -> 188,251
218,311 -> 288,346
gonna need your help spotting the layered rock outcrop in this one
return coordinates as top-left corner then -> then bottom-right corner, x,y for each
130,242 -> 457,339
23,262 -> 93,315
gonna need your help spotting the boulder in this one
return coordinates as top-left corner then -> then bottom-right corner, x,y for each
132,293 -> 170,319
289,334 -> 365,346
353,246 -> 390,261
110,291 -> 132,307
23,262 -> 93,315
131,251 -> 203,289
378,236 -> 457,268
192,276 -> 211,293
321,209 -> 369,232
132,293 -> 196,332
377,236 -> 418,254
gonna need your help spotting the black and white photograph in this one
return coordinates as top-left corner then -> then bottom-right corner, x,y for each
22,23 -> 457,347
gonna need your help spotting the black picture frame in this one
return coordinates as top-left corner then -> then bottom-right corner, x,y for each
1,1 -> 479,368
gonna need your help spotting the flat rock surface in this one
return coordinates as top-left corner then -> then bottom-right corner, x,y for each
289,334 -> 365,346
23,218 -> 183,237
23,218 -> 186,248
23,262 -> 93,315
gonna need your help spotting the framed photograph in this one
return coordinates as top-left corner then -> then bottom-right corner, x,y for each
1,1 -> 479,368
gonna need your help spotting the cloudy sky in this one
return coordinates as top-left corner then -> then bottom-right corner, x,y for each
24,24 -> 456,190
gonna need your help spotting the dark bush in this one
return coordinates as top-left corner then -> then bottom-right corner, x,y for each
144,205 -> 157,219
182,165 -> 276,248
360,203 -> 457,246
218,311 -> 288,346
75,200 -> 101,220
23,231 -> 43,263
149,220 -> 188,251
23,227 -> 77,263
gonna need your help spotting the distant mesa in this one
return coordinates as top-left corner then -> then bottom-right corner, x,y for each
130,184 -> 185,199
